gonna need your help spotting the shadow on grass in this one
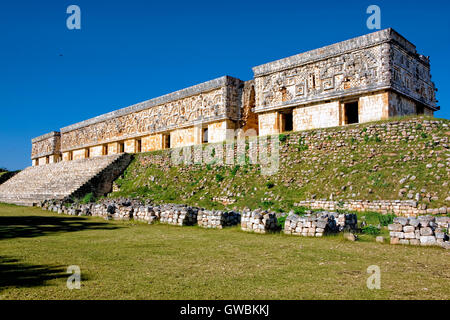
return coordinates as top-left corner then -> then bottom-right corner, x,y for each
0,215 -> 120,240
0,256 -> 68,292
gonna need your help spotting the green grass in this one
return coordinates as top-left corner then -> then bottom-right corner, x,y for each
0,203 -> 449,300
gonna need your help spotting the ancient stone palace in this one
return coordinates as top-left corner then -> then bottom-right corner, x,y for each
31,28 -> 438,166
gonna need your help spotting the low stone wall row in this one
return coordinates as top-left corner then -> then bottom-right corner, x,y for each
388,216 -> 450,248
284,212 -> 358,237
39,199 -> 450,249
295,200 -> 449,217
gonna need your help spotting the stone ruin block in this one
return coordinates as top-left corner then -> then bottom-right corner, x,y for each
240,210 -> 279,234
133,206 -> 160,224
159,204 -> 198,226
284,211 -> 357,237
197,210 -> 240,229
389,215 -> 450,248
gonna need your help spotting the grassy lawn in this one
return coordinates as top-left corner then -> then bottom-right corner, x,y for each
0,203 -> 449,300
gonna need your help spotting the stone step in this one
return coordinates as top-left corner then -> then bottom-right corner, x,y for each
0,154 -> 132,206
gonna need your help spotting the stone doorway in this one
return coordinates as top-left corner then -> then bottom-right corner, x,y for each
280,109 -> 293,132
202,128 -> 209,143
136,139 -> 142,153
344,102 -> 359,124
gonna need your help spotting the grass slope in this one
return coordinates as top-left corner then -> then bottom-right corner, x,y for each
111,116 -> 450,212
0,203 -> 449,300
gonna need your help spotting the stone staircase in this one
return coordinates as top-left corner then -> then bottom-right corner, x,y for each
0,154 -> 132,206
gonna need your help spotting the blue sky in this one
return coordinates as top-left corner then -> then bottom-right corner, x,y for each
0,0 -> 449,170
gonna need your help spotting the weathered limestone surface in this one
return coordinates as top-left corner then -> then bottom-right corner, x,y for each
31,131 -> 61,163
141,134 -> 165,152
284,212 -> 357,237
389,216 -> 450,248
252,28 -> 436,113
197,209 -> 241,229
240,209 -> 280,233
252,28 -> 437,136
293,101 -> 340,131
159,204 -> 198,226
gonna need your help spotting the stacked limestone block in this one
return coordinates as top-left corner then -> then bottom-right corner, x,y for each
241,210 -> 279,234
389,216 -> 450,247
284,211 -> 357,237
133,206 -> 160,224
285,212 -> 333,237
159,204 -> 198,226
197,210 -> 241,229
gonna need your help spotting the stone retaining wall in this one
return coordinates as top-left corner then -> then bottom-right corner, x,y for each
295,200 -> 449,217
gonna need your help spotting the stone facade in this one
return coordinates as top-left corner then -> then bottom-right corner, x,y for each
31,131 -> 61,164
31,28 -> 438,165
253,28 -> 438,136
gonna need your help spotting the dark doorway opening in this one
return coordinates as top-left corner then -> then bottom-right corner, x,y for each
164,134 -> 171,149
416,104 -> 424,115
284,112 -> 293,132
280,110 -> 293,132
344,102 -> 359,124
119,142 -> 124,153
203,128 -> 209,143
136,139 -> 141,153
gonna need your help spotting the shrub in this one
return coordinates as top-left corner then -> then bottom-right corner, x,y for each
378,213 -> 395,226
297,137 -> 308,152
293,206 -> 307,216
80,193 -> 95,204
265,181 -> 275,189
362,225 -> 381,235
215,173 -> 224,182
279,134 -> 287,143
230,165 -> 240,176
277,215 -> 287,229
364,134 -> 370,143
260,200 -> 274,209
421,132 -> 428,139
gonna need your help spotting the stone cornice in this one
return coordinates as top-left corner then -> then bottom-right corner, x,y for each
252,28 -> 422,77
31,131 -> 60,144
